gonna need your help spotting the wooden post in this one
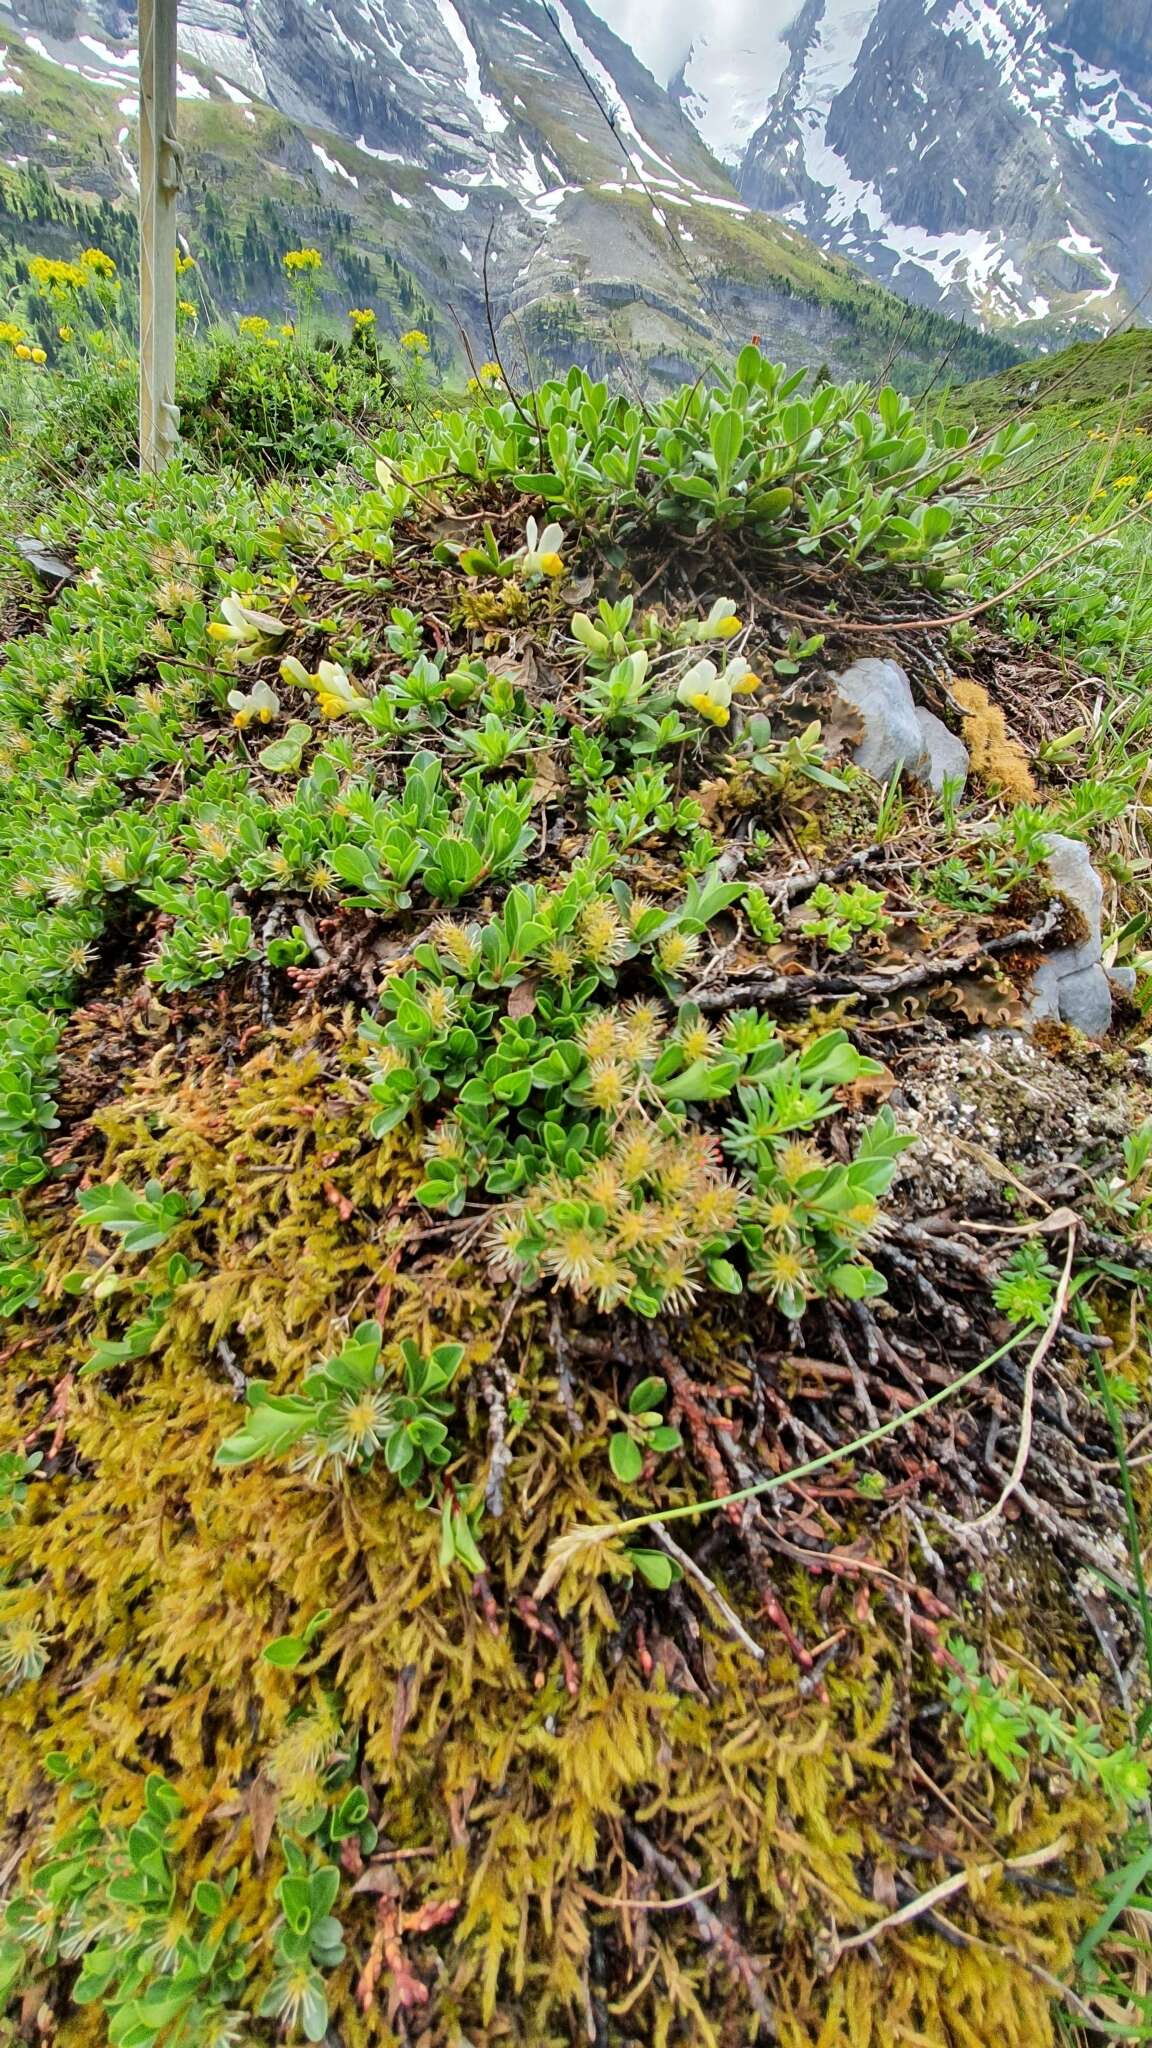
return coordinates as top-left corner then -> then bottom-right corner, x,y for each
138,0 -> 181,473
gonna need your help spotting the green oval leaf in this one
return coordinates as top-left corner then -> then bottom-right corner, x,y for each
262,1635 -> 307,1668
628,1548 -> 684,1589
628,1375 -> 667,1415
609,1432 -> 644,1485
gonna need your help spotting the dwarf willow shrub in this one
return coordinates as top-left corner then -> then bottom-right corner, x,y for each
364,854 -> 913,1320
0,1775 -> 252,2045
377,345 -> 1032,571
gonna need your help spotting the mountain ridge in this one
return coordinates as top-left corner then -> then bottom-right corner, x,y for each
665,0 -> 1152,338
0,0 -> 1022,388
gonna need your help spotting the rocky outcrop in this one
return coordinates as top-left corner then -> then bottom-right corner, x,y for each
735,0 -> 1152,337
1027,833 -> 1113,1037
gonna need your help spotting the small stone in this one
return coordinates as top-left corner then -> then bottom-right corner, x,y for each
912,708 -> 969,793
1057,964 -> 1112,1038
833,659 -> 927,783
1026,835 -> 1112,1036
1108,965 -> 1137,995
14,536 -> 74,587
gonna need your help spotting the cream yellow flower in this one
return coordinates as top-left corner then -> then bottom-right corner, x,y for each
208,594 -> 290,659
676,658 -> 731,725
518,516 -> 565,581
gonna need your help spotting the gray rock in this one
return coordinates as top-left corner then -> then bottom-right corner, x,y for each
912,707 -> 969,794
1041,833 -> 1103,974
1025,958 -> 1064,1024
1024,835 -> 1112,1036
833,659 -> 927,784
1109,964 -> 1138,995
14,537 -> 74,587
1057,964 -> 1113,1038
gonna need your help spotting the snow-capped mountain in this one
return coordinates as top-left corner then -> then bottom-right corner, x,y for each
0,0 -> 1023,383
720,0 -> 1152,333
3,0 -> 727,224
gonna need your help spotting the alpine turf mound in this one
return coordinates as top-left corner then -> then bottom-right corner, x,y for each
0,347 -> 1149,2047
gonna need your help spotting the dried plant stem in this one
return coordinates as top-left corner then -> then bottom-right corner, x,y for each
835,1833 -> 1070,1954
966,1223 -> 1077,1533
533,1322 -> 1046,1607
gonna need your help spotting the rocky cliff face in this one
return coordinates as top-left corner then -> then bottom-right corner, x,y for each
6,0 -> 721,196
732,0 -> 1152,335
0,0 -> 1023,384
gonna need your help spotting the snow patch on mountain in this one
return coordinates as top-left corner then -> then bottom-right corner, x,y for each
673,25 -> 791,163
176,25 -> 266,98
433,0 -> 508,134
313,141 -> 358,183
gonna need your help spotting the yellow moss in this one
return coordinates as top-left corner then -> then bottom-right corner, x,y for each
0,1012 -> 1119,2043
951,677 -> 1038,801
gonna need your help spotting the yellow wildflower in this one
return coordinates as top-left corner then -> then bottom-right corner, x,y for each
175,250 -> 196,275
228,677 -> 281,728
30,347 -> 46,365
56,323 -> 74,342
725,656 -> 762,696
80,247 -> 117,279
1112,473 -> 1138,489
688,691 -> 729,726
13,344 -> 31,361
283,247 -> 323,274
28,254 -> 86,296
209,594 -> 290,658
399,327 -> 430,355
348,307 -> 376,330
238,314 -> 270,340
280,654 -> 370,720
697,598 -> 742,641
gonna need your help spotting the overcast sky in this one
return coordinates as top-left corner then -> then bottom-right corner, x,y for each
585,0 -> 795,89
